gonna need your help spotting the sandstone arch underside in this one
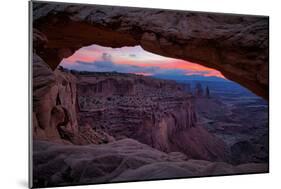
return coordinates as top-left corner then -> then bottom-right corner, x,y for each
33,3 -> 269,99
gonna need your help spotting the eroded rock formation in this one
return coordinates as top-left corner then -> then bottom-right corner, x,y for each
72,70 -> 227,161
33,57 -> 227,161
32,2 -> 269,99
33,53 -> 115,144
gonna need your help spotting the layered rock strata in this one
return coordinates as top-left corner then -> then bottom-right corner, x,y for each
32,55 -> 227,161
73,70 -> 227,161
32,54 -> 114,144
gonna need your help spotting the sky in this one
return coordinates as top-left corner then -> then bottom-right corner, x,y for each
60,44 -> 225,79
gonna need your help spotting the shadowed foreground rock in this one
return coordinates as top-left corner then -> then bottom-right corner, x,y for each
32,2 -> 269,99
33,138 -> 268,188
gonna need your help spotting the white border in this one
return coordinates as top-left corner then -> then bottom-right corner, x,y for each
1,0 -> 280,189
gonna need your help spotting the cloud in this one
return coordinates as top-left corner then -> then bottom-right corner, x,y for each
61,44 -> 225,78
71,60 -> 159,75
101,53 -> 112,62
63,59 -> 222,78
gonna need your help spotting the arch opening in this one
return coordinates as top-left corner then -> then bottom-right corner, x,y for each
33,9 -> 269,100
31,3 -> 269,186
54,42 -> 268,164
60,44 -> 226,80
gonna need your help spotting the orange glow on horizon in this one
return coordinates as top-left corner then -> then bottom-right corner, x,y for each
115,59 -> 225,78
64,54 -> 99,64
61,45 -> 225,79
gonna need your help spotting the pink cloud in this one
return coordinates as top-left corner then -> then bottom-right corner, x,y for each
60,44 -> 225,78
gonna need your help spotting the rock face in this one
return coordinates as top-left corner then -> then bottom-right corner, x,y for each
195,83 -> 204,97
32,54 -> 114,144
192,82 -> 269,164
33,138 -> 268,188
32,2 -> 269,99
72,70 -> 227,161
32,58 -> 227,161
205,86 -> 210,98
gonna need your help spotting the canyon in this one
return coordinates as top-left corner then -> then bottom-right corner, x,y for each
31,2 -> 269,188
191,81 -> 268,164
33,54 -> 227,161
32,53 -> 268,187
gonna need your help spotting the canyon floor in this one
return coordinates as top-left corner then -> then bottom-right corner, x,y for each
191,80 -> 269,165
32,59 -> 269,188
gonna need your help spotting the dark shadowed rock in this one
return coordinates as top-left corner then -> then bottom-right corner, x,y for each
32,139 -> 268,188
32,2 -> 269,99
195,83 -> 204,97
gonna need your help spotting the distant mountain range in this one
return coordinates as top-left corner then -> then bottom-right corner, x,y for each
153,74 -> 230,82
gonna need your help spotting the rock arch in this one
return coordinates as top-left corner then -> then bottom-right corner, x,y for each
33,2 -> 269,99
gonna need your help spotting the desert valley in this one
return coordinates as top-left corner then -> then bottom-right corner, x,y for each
31,2 -> 269,188
32,53 -> 268,187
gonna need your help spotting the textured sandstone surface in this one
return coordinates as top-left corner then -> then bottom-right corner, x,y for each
33,138 -> 268,188
33,53 -> 115,144
32,2 -> 269,99
72,70 -> 227,161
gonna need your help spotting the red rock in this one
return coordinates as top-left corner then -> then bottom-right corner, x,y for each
71,71 -> 227,161
32,2 -> 269,99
